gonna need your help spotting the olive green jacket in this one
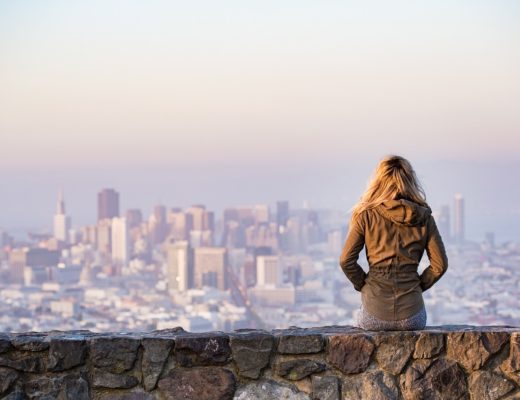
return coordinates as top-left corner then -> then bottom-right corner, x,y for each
339,198 -> 449,321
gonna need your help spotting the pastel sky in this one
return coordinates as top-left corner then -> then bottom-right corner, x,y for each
0,1 -> 519,240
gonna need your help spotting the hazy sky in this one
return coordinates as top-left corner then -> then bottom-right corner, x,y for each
0,1 -> 519,240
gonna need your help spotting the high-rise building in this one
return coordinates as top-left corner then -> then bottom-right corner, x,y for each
166,239 -> 193,292
98,188 -> 119,221
186,205 -> 214,231
96,219 -> 112,255
276,201 -> 290,227
253,204 -> 270,224
168,208 -> 193,241
437,205 -> 451,244
189,230 -> 213,248
126,209 -> 143,229
453,193 -> 465,245
53,190 -> 71,243
256,255 -> 281,286
149,204 -> 168,245
111,217 -> 129,265
193,247 -> 227,290
186,205 -> 206,231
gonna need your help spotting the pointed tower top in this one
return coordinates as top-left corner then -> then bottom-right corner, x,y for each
56,189 -> 66,214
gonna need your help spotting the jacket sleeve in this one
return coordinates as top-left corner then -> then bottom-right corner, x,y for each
339,214 -> 367,291
420,215 -> 449,291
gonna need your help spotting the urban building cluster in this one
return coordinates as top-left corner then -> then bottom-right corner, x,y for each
0,190 -> 518,332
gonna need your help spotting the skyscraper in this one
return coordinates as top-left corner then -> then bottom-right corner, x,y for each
53,190 -> 71,243
111,217 -> 129,265
256,255 -> 281,286
98,188 -> 119,221
276,201 -> 290,227
168,208 -> 193,241
166,239 -> 193,292
437,205 -> 451,244
453,193 -> 465,245
150,204 -> 168,245
193,247 -> 227,290
126,209 -> 143,229
186,205 -> 206,230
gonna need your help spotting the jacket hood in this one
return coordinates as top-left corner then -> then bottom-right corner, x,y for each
375,198 -> 432,226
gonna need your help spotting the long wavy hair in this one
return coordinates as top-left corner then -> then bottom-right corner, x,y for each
349,155 -> 429,225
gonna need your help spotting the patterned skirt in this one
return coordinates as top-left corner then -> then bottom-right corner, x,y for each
355,303 -> 427,331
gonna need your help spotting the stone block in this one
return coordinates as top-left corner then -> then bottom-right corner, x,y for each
400,358 -> 468,400
274,358 -> 326,380
413,332 -> 444,359
141,337 -> 174,391
230,331 -> 274,379
174,333 -> 231,367
374,332 -> 417,374
342,370 -> 399,400
327,334 -> 374,374
47,336 -> 87,372
157,367 -> 236,400
233,378 -> 311,400
277,333 -> 324,355
311,375 -> 339,400
468,370 -> 515,400
89,335 -> 141,373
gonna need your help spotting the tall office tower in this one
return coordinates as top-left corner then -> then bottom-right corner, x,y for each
97,219 -> 112,255
253,204 -> 270,224
453,193 -> 465,245
186,205 -> 206,230
285,217 -> 302,253
126,209 -> 143,229
189,230 -> 213,248
168,208 -> 193,240
81,225 -> 97,245
245,222 -> 278,250
277,201 -> 290,227
53,190 -> 71,243
185,205 -> 214,231
149,204 -> 168,245
437,205 -> 451,244
256,255 -> 281,286
193,247 -> 227,290
203,210 -> 215,231
111,217 -> 129,265
166,239 -> 193,292
98,188 -> 120,221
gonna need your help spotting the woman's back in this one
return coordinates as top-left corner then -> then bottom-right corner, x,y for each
340,197 -> 449,325
340,154 -> 449,330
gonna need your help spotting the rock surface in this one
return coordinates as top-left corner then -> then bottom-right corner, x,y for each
274,358 -> 326,380
157,367 -> 236,400
327,333 -> 375,374
233,379 -> 310,400
374,332 -> 416,374
0,326 -> 517,399
311,375 -> 339,400
230,330 -> 273,378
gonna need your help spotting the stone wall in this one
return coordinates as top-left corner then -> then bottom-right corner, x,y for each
0,325 -> 518,399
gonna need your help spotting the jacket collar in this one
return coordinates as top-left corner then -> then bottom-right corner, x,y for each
375,198 -> 432,226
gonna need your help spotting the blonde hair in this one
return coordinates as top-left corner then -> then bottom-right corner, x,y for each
349,154 -> 429,225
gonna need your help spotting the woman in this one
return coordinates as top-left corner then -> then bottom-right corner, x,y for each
339,154 -> 448,330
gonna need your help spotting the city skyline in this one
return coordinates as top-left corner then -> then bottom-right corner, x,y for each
1,185 -> 486,253
2,157 -> 519,244
1,180 -> 518,334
